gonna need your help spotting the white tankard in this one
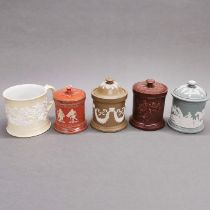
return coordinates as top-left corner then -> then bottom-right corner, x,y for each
3,84 -> 55,137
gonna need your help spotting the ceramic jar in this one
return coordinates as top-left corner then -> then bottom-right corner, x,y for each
91,78 -> 128,132
130,79 -> 168,130
168,80 -> 208,133
3,84 -> 55,137
53,86 -> 87,134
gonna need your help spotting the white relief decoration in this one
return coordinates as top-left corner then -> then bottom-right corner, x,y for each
94,106 -> 109,124
57,109 -> 65,123
93,104 -> 125,124
170,105 -> 205,128
6,100 -> 48,126
66,109 -> 78,123
113,108 -> 125,123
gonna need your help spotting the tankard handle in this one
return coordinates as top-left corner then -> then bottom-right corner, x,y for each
44,84 -> 55,112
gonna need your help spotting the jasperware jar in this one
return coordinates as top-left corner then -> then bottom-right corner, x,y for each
168,80 -> 208,133
53,86 -> 87,134
91,78 -> 128,132
130,79 -> 168,130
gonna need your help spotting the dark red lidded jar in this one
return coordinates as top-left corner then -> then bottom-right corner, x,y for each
130,79 -> 168,131
53,86 -> 88,134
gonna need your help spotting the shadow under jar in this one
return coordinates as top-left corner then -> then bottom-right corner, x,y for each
130,79 -> 168,131
91,78 -> 128,132
53,86 -> 88,134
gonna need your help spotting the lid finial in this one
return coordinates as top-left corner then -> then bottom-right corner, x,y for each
65,85 -> 73,95
187,80 -> 197,88
105,77 -> 114,84
146,79 -> 155,88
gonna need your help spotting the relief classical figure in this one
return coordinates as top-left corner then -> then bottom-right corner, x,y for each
170,105 -> 204,128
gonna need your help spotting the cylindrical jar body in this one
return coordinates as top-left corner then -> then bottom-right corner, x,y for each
91,97 -> 127,132
54,99 -> 87,134
168,97 -> 207,133
130,93 -> 167,130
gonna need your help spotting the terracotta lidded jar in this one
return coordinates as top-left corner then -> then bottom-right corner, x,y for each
168,80 -> 208,133
53,86 -> 88,134
91,78 -> 128,132
130,79 -> 168,130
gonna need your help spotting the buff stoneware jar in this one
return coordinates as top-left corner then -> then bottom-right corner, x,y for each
3,84 -> 55,137
168,80 -> 208,134
53,86 -> 87,134
91,78 -> 128,132
130,79 -> 168,131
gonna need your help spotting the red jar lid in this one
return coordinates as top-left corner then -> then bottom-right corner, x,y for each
133,79 -> 168,95
53,86 -> 86,102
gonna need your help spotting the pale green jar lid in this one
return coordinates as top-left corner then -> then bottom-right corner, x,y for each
172,80 -> 208,102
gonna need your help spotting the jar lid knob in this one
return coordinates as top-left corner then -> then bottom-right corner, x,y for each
187,80 -> 197,87
65,85 -> 72,94
105,77 -> 114,84
146,79 -> 155,88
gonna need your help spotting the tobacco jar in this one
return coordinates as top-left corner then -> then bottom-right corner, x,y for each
130,79 -> 168,130
91,78 -> 128,132
168,80 -> 208,133
53,86 -> 87,134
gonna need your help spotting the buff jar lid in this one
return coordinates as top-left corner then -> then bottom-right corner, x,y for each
133,79 -> 168,95
91,77 -> 127,100
53,86 -> 86,102
172,80 -> 208,102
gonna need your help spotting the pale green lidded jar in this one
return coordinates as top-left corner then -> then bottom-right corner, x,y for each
168,80 -> 208,134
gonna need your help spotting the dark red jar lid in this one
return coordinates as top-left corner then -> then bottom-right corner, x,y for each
133,79 -> 168,95
53,86 -> 86,102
